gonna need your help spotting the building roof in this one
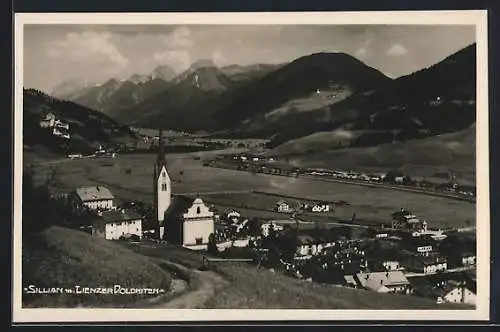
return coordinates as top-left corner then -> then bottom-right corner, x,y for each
94,209 -> 142,225
164,195 -> 196,220
75,186 -> 114,202
357,271 -> 410,290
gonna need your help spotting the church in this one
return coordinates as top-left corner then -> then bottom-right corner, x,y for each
153,130 -> 215,249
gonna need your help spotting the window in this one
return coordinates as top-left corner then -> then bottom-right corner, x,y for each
195,237 -> 203,245
196,207 -> 201,214
162,172 -> 166,178
161,183 -> 167,191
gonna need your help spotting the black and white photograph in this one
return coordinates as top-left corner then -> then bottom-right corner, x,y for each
13,11 -> 490,322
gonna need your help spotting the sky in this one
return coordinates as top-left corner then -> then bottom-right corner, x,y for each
23,24 -> 476,93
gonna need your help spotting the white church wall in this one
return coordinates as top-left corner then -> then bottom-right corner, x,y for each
157,165 -> 171,224
183,219 -> 214,245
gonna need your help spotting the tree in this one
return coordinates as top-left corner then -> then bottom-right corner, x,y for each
207,233 -> 218,255
248,217 -> 262,237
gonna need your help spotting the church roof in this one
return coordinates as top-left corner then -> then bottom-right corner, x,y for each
165,195 -> 196,220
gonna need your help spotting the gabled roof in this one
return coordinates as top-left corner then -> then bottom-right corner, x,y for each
357,271 -> 409,290
93,209 -> 142,225
75,186 -> 114,202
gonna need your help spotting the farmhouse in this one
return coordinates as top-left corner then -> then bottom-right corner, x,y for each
411,278 -> 476,305
404,255 -> 448,275
92,209 -> 142,240
72,185 -> 115,211
382,260 -> 401,271
356,271 -> 411,294
309,203 -> 331,213
275,200 -> 292,213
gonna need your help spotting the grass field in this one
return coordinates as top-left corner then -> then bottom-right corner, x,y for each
22,226 -> 172,308
28,151 -> 475,229
125,244 -> 472,310
273,124 -> 476,184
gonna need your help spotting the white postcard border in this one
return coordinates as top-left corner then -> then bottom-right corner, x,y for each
13,10 -> 490,323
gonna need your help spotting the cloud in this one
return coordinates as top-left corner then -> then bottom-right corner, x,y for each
161,26 -> 194,48
354,48 -> 368,59
211,50 -> 226,67
153,50 -> 191,70
386,43 -> 408,56
45,31 -> 129,68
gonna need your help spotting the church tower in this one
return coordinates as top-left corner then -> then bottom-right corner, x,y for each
153,129 -> 171,239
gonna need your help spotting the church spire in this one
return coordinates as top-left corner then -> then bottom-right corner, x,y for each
157,128 -> 166,168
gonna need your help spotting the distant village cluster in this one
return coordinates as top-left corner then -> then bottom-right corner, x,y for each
50,131 -> 476,308
206,153 -> 476,201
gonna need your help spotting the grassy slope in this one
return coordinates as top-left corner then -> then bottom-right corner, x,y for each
22,226 -> 172,308
277,124 -> 475,182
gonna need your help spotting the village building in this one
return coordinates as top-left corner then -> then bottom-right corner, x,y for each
72,185 -> 115,211
92,209 -> 142,240
383,260 -> 401,271
39,112 -> 56,128
404,255 -> 448,275
225,210 -> 241,224
309,203 -> 331,213
153,130 -> 214,249
260,222 -> 284,237
411,278 -> 476,305
275,200 -> 292,213
356,271 -> 411,294
163,196 -> 215,248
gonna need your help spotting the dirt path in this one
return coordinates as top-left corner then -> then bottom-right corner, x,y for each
149,258 -> 229,309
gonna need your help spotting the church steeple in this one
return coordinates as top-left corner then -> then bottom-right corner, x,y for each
154,128 -> 171,240
157,129 -> 166,169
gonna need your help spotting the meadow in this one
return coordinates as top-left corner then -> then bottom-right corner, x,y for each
29,152 -> 475,229
22,226 -> 172,308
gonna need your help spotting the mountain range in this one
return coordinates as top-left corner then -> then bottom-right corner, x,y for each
52,44 -> 476,153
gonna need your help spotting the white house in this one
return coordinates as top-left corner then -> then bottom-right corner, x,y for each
310,204 -> 330,213
225,210 -> 241,224
73,186 -> 115,211
383,260 -> 401,271
275,200 -> 292,213
92,209 -> 142,240
260,222 -> 284,237
437,280 -> 476,305
461,253 -> 476,266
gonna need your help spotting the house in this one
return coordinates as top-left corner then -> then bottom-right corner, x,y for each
39,112 -> 56,128
404,255 -> 448,275
275,200 -> 292,213
439,280 -> 476,305
296,235 -> 315,256
92,208 -> 142,240
411,278 -> 476,305
164,195 -> 215,249
310,204 -> 330,213
356,271 -> 411,294
460,253 -> 476,266
225,210 -> 241,224
394,176 -> 405,184
72,185 -> 115,211
383,260 -> 401,271
260,222 -> 284,237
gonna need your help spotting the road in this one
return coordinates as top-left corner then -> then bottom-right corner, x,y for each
405,266 -> 476,278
